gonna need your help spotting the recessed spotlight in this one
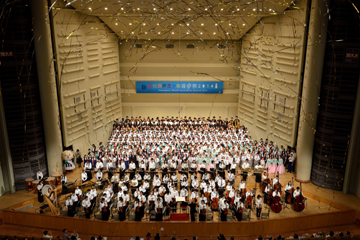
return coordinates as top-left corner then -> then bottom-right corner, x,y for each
243,23 -> 245,26
186,32 -> 189,34
171,23 -> 174,25
215,23 -> 218,26
221,8 -> 223,11
105,7 -> 108,10
143,23 -> 146,26
145,32 -> 147,34
172,32 -> 174,34
237,8 -> 240,11
200,32 -> 203,35
205,8 -> 208,11
157,23 -> 159,26
170,8 -> 173,10
226,32 -> 229,34
201,23 -> 204,26
153,8 -> 157,11
213,32 -> 216,35
129,23 -> 132,25
131,32 -> 134,34
115,23 -> 118,25
188,8 -> 191,11
229,23 -> 231,26
120,7 -> 123,10
253,8 -> 256,11
137,8 -> 140,10
158,32 -> 161,34
89,7 -> 92,10
186,23 -> 190,26
269,9 -> 272,11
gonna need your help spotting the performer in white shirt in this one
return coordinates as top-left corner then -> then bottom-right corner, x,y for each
65,196 -> 74,217
96,169 -> 103,181
255,195 -> 263,219
81,170 -> 88,183
36,170 -> 43,180
82,196 -> 91,219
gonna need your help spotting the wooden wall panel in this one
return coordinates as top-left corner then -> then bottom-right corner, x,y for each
1,210 -> 356,237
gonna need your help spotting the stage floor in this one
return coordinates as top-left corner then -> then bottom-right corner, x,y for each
1,165 -> 360,221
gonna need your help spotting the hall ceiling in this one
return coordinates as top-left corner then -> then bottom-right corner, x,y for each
69,0 -> 296,40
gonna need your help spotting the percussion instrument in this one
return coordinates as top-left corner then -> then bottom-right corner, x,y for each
24,178 -> 34,192
42,184 -> 56,197
45,177 -> 56,186
32,180 -> 41,193
51,172 -> 62,185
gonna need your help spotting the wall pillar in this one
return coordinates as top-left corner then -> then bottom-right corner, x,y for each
0,87 -> 16,195
30,0 -> 63,174
296,0 -> 329,182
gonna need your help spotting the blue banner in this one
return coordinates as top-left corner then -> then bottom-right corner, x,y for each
136,81 -> 223,94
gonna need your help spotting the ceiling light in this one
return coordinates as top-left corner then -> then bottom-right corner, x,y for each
237,8 -> 240,11
215,23 -> 218,26
213,32 -> 216,35
131,32 -> 134,34
120,7 -> 123,10
145,32 -> 147,34
186,32 -> 189,34
201,23 -> 204,26
200,32 -> 203,35
143,23 -> 146,26
137,8 -> 140,10
157,23 -> 159,26
243,23 -> 245,26
221,8 -> 223,11
153,8 -> 157,11
229,23 -> 231,26
253,8 -> 256,11
170,8 -> 173,11
269,9 -> 272,11
188,8 -> 191,11
226,32 -> 229,34
205,8 -> 208,11
172,32 -> 174,34
158,32 -> 161,34
105,7 -> 108,10
186,23 -> 190,26
89,7 -> 92,10
115,23 -> 118,25
129,23 -> 132,25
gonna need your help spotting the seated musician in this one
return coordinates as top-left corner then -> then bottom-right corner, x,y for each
191,176 -> 199,190
227,170 -> 235,185
190,188 -> 199,203
225,182 -> 232,196
180,186 -> 189,203
81,196 -> 91,219
117,197 -> 126,221
81,170 -> 88,183
61,173 -> 67,185
96,169 -> 103,182
230,160 -> 237,174
161,161 -> 168,174
36,170 -> 43,180
143,172 -> 151,182
293,187 -> 302,198
209,178 -> 216,190
148,192 -> 156,210
123,191 -> 130,206
217,176 -> 225,195
219,195 -> 229,221
119,160 -> 126,177
96,160 -> 103,171
245,188 -> 253,198
254,162 -> 262,170
285,181 -> 294,201
167,179 -> 173,191
199,193 -> 207,206
135,172 -> 142,182
169,160 -> 177,172
264,183 -> 272,204
129,161 -> 136,180
155,197 -> 164,221
86,189 -> 94,203
200,180 -> 207,194
133,188 -> 141,199
190,160 -> 197,173
164,191 -> 172,214
199,161 -> 206,175
180,172 -> 187,182
118,178 -> 128,193
235,200 -> 244,221
149,158 -> 156,175
139,183 -> 147,196
181,160 -> 188,171
211,189 -> 219,210
242,159 -> 250,169
158,184 -> 166,197
138,192 -> 147,213
100,198 -> 109,221
139,160 -> 146,172
90,186 -> 97,201
117,189 -> 124,202
218,160 -> 226,178
198,199 -> 207,221
272,188 -> 281,197
71,192 -> 79,208
84,161 -> 92,171
171,172 -> 178,187
273,175 -> 280,187
131,177 -> 139,191
228,187 -> 236,206
65,196 -> 74,217
208,160 -> 216,177
202,172 -> 210,182
239,179 -> 246,195
234,192 -> 242,206
75,186 -> 82,201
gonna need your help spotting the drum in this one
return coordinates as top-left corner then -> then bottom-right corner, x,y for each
45,177 -> 56,185
24,178 -> 34,192
51,172 -> 62,185
32,180 -> 41,193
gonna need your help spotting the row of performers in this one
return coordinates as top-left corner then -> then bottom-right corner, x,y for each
65,185 -> 261,222
82,158 -> 257,174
